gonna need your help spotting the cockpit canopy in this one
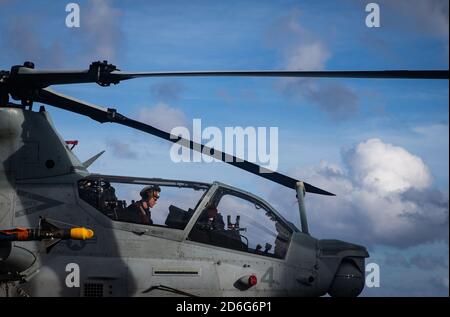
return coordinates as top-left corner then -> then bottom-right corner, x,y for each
78,175 -> 293,259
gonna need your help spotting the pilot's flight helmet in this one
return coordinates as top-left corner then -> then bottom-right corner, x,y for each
140,185 -> 161,200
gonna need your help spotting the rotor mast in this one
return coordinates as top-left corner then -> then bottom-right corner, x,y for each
296,182 -> 309,234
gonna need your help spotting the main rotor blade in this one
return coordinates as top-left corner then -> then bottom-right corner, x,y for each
7,61 -> 448,90
10,69 -> 95,88
113,70 -> 449,80
116,117 -> 334,195
34,88 -> 334,196
35,88 -> 112,122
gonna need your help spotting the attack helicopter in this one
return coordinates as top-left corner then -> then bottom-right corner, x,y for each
0,61 -> 448,297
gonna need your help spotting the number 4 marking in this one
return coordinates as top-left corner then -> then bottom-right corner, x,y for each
261,267 -> 274,287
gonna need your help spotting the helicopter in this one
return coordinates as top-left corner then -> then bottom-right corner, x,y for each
0,61 -> 448,297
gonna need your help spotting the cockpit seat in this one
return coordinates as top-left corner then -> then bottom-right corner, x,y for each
165,205 -> 194,229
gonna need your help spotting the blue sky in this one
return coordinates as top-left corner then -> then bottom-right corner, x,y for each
1,0 -> 448,296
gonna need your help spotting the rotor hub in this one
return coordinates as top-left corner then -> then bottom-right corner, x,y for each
89,60 -> 120,87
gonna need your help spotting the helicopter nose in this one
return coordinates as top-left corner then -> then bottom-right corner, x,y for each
70,227 -> 94,240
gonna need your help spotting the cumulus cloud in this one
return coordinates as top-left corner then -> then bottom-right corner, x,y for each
270,138 -> 448,248
284,41 -> 330,71
344,139 -> 432,193
267,10 -> 359,121
137,103 -> 189,132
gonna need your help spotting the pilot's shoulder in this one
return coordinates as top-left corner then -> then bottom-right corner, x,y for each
126,202 -> 139,210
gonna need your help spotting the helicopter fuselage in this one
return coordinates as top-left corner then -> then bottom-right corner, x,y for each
0,106 -> 368,297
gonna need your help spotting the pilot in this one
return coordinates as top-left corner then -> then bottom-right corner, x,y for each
197,206 -> 225,231
123,185 -> 161,225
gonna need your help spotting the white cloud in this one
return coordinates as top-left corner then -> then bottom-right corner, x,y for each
346,138 -> 432,193
267,9 -> 330,71
285,42 -> 330,71
137,103 -> 189,132
271,138 -> 448,248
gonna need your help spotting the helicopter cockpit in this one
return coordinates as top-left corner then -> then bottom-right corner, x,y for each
77,176 -> 207,230
188,186 -> 293,259
77,176 -> 293,259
